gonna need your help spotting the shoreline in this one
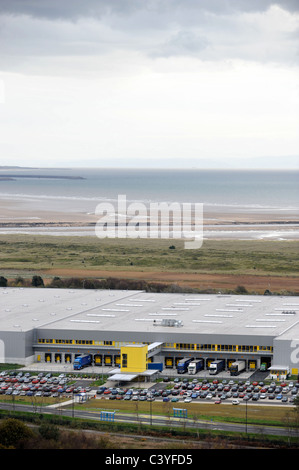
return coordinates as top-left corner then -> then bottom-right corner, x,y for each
0,199 -> 298,240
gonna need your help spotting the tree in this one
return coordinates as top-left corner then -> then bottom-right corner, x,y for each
15,276 -> 25,286
264,289 -> 272,295
0,276 -> 7,287
31,275 -> 44,287
235,285 -> 248,294
49,276 -> 63,288
0,418 -> 35,448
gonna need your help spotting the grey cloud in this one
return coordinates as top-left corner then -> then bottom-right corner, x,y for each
152,30 -> 209,57
0,0 -> 298,74
0,0 -> 138,20
0,0 -> 298,21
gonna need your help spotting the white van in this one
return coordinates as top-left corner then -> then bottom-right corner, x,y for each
232,399 -> 239,405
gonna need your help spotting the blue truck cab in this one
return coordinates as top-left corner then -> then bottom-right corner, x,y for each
177,357 -> 194,374
73,354 -> 92,370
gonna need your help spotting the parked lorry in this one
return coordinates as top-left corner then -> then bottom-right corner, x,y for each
230,360 -> 246,376
73,354 -> 92,370
177,357 -> 194,374
260,362 -> 267,372
209,359 -> 225,375
188,359 -> 204,375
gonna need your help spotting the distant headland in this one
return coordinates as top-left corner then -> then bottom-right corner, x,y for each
0,174 -> 85,180
0,166 -> 85,180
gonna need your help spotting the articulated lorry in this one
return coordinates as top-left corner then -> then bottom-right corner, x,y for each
188,359 -> 204,375
230,360 -> 246,376
177,357 -> 194,374
73,354 -> 92,370
209,359 -> 225,375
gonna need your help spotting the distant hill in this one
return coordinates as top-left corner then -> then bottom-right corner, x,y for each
0,166 -> 38,169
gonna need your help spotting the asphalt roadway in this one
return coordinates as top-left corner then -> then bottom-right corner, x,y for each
0,399 -> 298,440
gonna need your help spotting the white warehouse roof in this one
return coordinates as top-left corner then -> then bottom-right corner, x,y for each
0,287 -> 299,341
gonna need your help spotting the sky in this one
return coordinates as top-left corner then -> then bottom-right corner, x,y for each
0,0 -> 298,169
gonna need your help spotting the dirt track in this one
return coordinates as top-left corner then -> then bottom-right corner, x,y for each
43,268 -> 298,294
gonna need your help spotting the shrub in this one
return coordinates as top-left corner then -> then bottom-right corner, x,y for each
0,418 -> 35,448
31,275 -> 44,287
0,276 -> 7,287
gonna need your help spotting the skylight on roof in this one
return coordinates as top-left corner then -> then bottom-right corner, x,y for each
173,302 -> 201,306
192,320 -> 222,324
216,308 -> 243,313
102,308 -> 130,312
205,314 -> 233,318
70,319 -> 101,324
116,303 -> 143,307
87,314 -> 115,318
162,307 -> 189,311
246,325 -> 277,328
256,318 -> 285,322
185,298 -> 210,301
149,313 -> 177,316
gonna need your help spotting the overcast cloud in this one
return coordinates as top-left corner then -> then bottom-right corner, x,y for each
0,0 -> 298,168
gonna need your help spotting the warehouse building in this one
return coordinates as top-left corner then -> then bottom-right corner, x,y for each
0,287 -> 299,380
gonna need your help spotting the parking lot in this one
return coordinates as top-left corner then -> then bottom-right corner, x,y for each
1,365 -> 298,407
0,370 -> 94,399
96,376 -> 299,406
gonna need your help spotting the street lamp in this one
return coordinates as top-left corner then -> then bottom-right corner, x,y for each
245,399 -> 248,435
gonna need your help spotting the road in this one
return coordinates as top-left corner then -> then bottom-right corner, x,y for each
0,400 -> 298,440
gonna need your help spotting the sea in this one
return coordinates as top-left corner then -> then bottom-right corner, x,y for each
0,167 -> 298,240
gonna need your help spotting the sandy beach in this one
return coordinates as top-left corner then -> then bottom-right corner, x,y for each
0,197 -> 298,240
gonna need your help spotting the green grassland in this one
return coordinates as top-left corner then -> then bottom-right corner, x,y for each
0,392 -> 295,427
70,397 -> 296,428
0,235 -> 298,277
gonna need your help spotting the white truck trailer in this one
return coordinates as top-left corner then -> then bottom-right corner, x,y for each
188,359 -> 204,375
230,360 -> 246,376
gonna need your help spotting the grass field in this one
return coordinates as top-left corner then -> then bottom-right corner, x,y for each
0,235 -> 298,293
0,393 -> 295,427
73,397 -> 296,427
0,235 -> 298,275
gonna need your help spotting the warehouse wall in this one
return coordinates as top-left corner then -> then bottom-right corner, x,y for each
0,330 -> 34,365
273,337 -> 299,375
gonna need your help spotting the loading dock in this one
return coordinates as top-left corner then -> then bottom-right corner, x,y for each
94,354 -> 102,366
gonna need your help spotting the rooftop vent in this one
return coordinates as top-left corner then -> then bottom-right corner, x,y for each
159,318 -> 183,327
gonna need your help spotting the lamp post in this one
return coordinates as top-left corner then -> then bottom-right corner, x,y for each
245,399 -> 248,436
72,391 -> 75,418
